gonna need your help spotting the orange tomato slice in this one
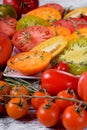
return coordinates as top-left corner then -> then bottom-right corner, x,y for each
7,51 -> 52,76
47,25 -> 71,40
69,27 -> 87,41
25,7 -> 62,22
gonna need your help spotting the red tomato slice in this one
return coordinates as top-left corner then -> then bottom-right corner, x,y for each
0,17 -> 17,37
0,32 -> 12,68
53,17 -> 87,33
12,26 -> 54,52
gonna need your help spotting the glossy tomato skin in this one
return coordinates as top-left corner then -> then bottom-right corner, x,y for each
77,72 -> 87,102
55,90 -> 78,112
37,102 -> 60,127
62,105 -> 87,130
41,69 -> 79,95
6,98 -> 29,119
0,32 -> 12,68
31,90 -> 50,110
0,17 -> 17,37
3,0 -> 39,18
12,26 -> 53,52
53,61 -> 69,72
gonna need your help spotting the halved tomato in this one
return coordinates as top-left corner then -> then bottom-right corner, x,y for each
40,3 -> 64,15
0,32 -> 12,68
0,17 -> 17,37
12,26 -> 54,52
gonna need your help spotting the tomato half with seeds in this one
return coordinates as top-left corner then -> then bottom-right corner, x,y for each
0,32 -> 12,68
40,3 -> 64,15
12,26 -> 54,52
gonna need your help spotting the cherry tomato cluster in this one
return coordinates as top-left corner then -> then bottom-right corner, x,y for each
0,70 -> 87,130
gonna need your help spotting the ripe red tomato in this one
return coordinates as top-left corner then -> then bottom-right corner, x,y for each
55,89 -> 78,112
31,90 -> 50,110
0,17 -> 17,38
6,98 -> 29,119
40,3 -> 64,15
53,61 -> 69,72
37,102 -> 60,127
53,17 -> 87,33
0,70 -> 2,80
41,69 -> 79,95
0,32 -> 12,68
12,26 -> 53,52
77,72 -> 87,102
3,0 -> 39,18
62,105 -> 87,130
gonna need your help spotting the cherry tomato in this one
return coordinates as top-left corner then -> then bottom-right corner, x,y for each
10,85 -> 29,97
55,89 -> 78,112
37,102 -> 60,127
53,61 -> 69,72
77,72 -> 87,102
0,17 -> 17,38
0,80 -> 10,95
3,0 -> 39,19
0,32 -> 12,68
12,26 -> 53,52
6,98 -> 29,119
41,69 -> 79,95
62,105 -> 87,130
31,90 -> 50,110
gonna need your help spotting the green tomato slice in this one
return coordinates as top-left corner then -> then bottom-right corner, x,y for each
51,38 -> 87,75
16,15 -> 51,31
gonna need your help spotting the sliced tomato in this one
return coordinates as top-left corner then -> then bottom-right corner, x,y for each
12,26 -> 54,52
53,17 -> 87,33
0,17 -> 17,38
0,32 -> 12,68
40,3 -> 64,15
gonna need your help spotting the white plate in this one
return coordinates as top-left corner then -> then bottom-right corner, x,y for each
3,47 -> 41,79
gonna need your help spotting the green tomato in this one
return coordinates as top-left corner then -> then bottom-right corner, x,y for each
0,4 -> 17,18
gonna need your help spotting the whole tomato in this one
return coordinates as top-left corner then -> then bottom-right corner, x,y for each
77,72 -> 87,102
62,105 -> 87,130
41,69 -> 79,95
10,85 -> 29,97
6,98 -> 29,119
37,102 -> 60,127
31,90 -> 50,110
3,0 -> 39,18
55,89 -> 78,112
0,32 -> 12,68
